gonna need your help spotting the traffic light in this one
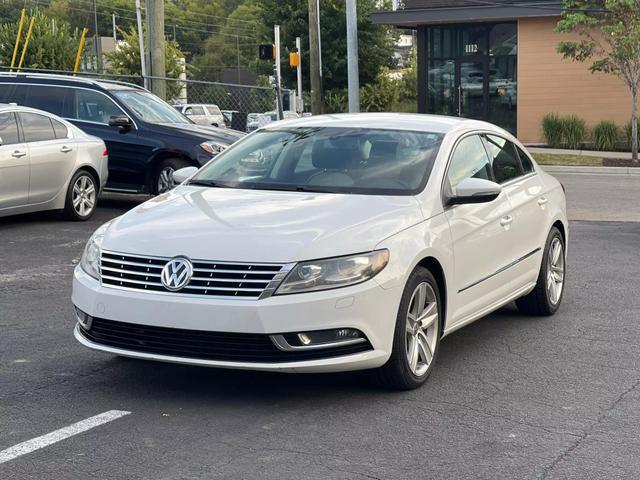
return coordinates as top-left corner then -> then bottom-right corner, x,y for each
289,51 -> 300,68
259,44 -> 275,60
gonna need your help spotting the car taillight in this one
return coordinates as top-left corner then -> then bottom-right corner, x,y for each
103,148 -> 108,157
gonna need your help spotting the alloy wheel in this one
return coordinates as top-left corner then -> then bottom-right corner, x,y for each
157,167 -> 175,194
405,282 -> 439,377
547,237 -> 565,305
72,175 -> 96,217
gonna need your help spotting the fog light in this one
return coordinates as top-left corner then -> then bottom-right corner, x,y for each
271,328 -> 366,351
75,307 -> 93,330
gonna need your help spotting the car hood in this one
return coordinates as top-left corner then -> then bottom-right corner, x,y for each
102,186 -> 424,263
155,123 -> 245,143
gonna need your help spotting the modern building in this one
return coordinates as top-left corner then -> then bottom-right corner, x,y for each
373,0 -> 635,144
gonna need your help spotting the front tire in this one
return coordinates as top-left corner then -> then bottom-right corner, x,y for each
516,227 -> 565,316
153,158 -> 190,195
64,170 -> 97,221
375,267 -> 441,390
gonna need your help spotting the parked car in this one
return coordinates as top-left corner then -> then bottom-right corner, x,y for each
246,112 -> 270,132
0,73 -> 244,194
264,110 -> 300,122
0,104 -> 107,220
174,103 -> 225,128
72,113 -> 567,390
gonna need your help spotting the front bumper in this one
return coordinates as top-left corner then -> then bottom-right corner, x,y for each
72,266 -> 401,372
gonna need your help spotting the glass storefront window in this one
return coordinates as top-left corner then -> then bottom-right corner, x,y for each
425,22 -> 517,134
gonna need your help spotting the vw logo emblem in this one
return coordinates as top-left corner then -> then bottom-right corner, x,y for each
160,257 -> 193,291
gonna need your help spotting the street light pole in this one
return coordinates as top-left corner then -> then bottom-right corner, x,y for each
134,0 -> 148,89
346,0 -> 360,112
308,0 -> 322,114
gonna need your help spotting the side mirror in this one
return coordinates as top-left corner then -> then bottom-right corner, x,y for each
447,177 -> 502,206
173,166 -> 198,184
108,115 -> 132,128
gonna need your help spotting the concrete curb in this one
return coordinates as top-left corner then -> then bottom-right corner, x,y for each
541,165 -> 640,176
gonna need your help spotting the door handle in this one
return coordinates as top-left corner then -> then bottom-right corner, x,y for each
500,215 -> 513,227
11,150 -> 27,158
538,196 -> 548,206
60,146 -> 73,153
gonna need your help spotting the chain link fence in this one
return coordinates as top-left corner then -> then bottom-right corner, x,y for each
0,67 -> 295,129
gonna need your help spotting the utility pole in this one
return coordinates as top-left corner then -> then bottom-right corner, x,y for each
147,0 -> 166,99
296,36 -> 303,113
235,35 -> 240,84
274,25 -> 284,120
93,0 -> 102,73
134,0 -> 148,89
346,0 -> 360,112
307,0 -> 322,114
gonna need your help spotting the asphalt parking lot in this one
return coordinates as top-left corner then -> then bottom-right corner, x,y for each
1,173 -> 640,479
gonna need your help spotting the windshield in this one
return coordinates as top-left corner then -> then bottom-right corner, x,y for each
191,127 -> 444,195
114,90 -> 190,124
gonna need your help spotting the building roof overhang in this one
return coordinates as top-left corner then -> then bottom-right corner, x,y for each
372,2 -> 563,27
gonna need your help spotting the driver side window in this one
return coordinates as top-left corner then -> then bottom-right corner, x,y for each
447,134 -> 493,191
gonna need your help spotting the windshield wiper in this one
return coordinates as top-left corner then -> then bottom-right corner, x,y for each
188,179 -> 226,188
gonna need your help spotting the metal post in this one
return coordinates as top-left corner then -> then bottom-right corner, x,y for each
274,25 -> 284,120
147,0 -> 166,99
296,36 -> 303,113
236,35 -> 240,84
307,0 -> 322,114
93,0 -> 102,73
135,0 -> 148,89
346,0 -> 360,112
9,8 -> 26,71
74,28 -> 89,74
316,0 -> 323,92
16,17 -> 35,71
112,13 -> 117,42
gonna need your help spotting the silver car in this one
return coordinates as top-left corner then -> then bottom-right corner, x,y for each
175,104 -> 226,128
0,105 -> 108,221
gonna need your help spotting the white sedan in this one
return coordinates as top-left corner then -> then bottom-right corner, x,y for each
0,105 -> 108,220
72,113 -> 567,390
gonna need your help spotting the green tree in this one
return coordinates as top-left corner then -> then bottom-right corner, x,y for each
0,9 -> 86,70
556,0 -> 640,162
105,26 -> 186,100
260,0 -> 397,92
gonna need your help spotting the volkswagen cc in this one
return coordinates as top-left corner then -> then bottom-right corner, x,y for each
72,113 -> 567,390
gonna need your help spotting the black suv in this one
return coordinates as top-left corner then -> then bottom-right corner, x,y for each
0,73 -> 244,194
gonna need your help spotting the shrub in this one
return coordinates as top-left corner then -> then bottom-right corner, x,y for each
625,119 -> 640,150
593,121 -> 619,151
562,115 -> 587,150
542,113 -> 564,148
324,89 -> 348,113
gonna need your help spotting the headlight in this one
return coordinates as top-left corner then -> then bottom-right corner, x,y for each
275,250 -> 389,295
200,141 -> 227,155
80,221 -> 112,280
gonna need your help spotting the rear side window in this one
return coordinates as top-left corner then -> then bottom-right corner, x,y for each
0,84 -> 27,105
515,145 -> 535,173
186,106 -> 205,115
447,135 -> 493,190
19,112 -> 56,142
0,112 -> 20,145
24,85 -> 72,116
74,89 -> 122,124
484,134 -> 523,184
206,105 -> 221,115
51,118 -> 68,139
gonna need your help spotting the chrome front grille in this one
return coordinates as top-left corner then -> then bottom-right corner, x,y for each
100,250 -> 291,299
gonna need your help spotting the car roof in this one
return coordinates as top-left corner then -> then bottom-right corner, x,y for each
0,72 -> 144,92
260,112 -> 505,135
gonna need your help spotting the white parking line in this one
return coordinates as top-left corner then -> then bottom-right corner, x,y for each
0,410 -> 131,464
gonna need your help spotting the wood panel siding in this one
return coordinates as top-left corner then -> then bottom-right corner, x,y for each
517,17 -> 637,143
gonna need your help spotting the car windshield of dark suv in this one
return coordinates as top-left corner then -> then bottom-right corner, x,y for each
190,127 -> 444,195
113,90 -> 191,125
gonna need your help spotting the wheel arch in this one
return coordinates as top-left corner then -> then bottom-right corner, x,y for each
416,256 -> 447,334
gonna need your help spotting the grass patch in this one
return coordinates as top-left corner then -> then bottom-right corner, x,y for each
532,153 -> 603,167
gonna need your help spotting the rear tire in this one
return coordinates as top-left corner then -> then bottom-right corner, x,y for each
516,227 -> 565,316
374,267 -> 441,390
63,170 -> 97,221
153,158 -> 190,195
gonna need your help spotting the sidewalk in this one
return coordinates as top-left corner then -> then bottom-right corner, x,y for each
528,146 -> 633,159
541,165 -> 640,175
